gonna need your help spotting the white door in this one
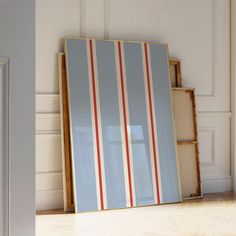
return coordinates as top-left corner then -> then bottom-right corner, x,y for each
0,0 -> 35,235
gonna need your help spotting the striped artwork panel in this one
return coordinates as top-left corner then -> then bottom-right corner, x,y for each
65,38 -> 181,213
95,40 -> 127,209
66,39 -> 98,212
149,44 -> 181,203
123,42 -> 155,206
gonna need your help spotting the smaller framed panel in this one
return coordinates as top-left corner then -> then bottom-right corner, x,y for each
169,59 -> 182,87
172,87 -> 202,199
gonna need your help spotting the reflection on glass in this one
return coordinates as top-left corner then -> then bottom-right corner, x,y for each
130,125 -> 154,205
74,126 -> 97,211
103,125 -> 126,209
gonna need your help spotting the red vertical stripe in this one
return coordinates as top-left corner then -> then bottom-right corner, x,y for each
89,39 -> 104,210
117,41 -> 134,207
144,43 -> 160,204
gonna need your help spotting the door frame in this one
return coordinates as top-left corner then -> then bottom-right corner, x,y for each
0,0 -> 35,235
231,0 -> 236,191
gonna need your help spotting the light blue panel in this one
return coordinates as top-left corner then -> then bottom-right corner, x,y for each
124,42 -> 154,206
149,44 -> 180,203
66,39 -> 98,212
95,40 -> 126,209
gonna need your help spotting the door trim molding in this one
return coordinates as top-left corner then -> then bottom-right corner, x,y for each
0,58 -> 9,236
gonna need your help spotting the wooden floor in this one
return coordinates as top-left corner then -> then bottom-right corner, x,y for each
36,192 -> 236,236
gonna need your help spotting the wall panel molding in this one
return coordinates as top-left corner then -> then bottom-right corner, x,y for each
36,113 -> 60,133
36,112 -> 63,210
81,0 -> 106,39
36,190 -> 64,211
189,0 -> 230,112
36,94 -> 60,114
199,128 -> 215,166
80,0 -> 86,37
198,113 -> 231,193
36,172 -> 63,191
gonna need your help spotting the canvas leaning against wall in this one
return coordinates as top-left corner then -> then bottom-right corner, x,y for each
64,38 -> 182,213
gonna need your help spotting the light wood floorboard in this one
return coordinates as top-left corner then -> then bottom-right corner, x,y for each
36,192 -> 236,236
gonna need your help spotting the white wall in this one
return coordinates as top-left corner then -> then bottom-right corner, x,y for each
36,0 -> 231,210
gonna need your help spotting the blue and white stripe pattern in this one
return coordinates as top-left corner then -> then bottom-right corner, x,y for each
65,38 -> 181,213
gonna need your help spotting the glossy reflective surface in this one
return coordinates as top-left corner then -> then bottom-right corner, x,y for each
66,38 -> 181,213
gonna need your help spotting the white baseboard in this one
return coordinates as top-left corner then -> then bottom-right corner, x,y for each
201,176 -> 232,193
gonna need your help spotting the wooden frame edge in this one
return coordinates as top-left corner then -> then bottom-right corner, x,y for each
58,53 -> 67,212
169,59 -> 182,87
58,51 -> 75,212
166,47 -> 183,201
59,42 -> 187,210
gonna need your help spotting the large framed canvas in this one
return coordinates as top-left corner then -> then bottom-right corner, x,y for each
64,38 -> 181,213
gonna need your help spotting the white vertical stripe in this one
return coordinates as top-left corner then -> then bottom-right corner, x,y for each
146,43 -> 163,203
92,39 -> 108,210
86,39 -> 101,210
120,41 -> 136,207
141,44 -> 158,204
114,41 -> 131,207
